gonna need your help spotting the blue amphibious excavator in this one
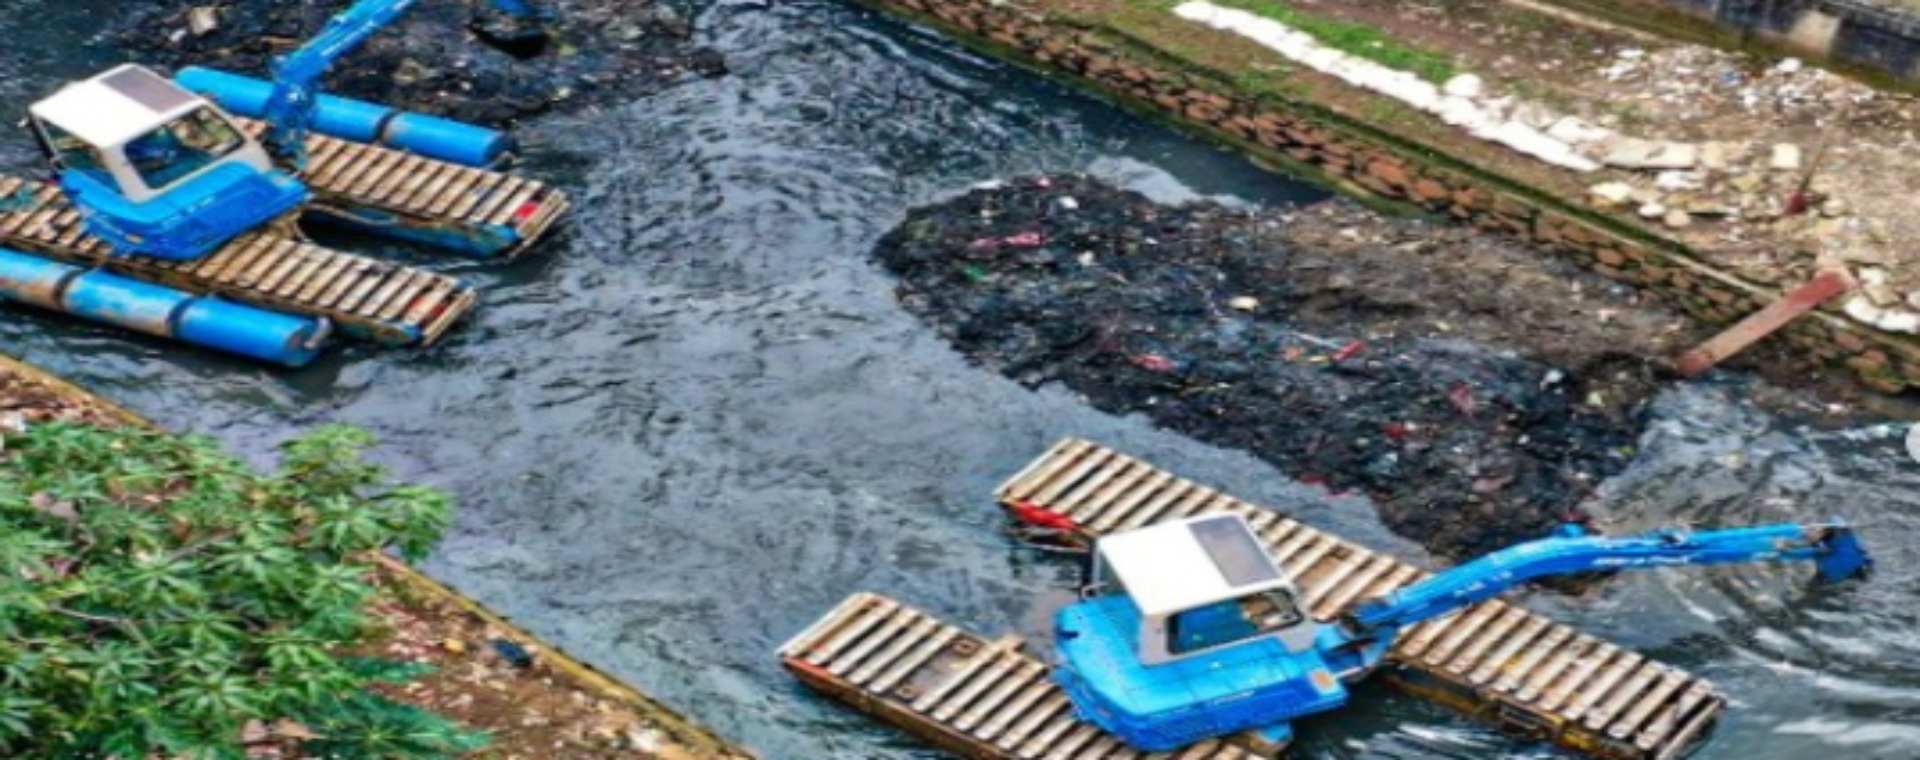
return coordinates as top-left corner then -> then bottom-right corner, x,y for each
3,0 -> 553,365
1055,514 -> 1870,752
31,0 -> 542,262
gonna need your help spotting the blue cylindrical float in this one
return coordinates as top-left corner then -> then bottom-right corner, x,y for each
177,67 -> 393,144
176,66 -> 515,167
382,112 -> 515,168
0,248 -> 82,310
173,299 -> 330,367
0,247 -> 330,367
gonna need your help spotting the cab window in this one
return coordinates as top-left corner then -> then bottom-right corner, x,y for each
123,108 -> 246,191
38,122 -> 113,188
1168,590 -> 1304,655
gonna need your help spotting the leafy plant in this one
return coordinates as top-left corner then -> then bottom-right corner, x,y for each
0,422 -> 485,758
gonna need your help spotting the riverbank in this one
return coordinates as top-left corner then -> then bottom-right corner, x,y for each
0,352 -> 751,759
845,0 -> 1920,395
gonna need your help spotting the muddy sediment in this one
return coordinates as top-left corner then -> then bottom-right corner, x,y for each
882,175 -> 1707,559
115,0 -> 726,126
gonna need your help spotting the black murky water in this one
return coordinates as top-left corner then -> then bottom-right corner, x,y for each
3,1 -> 1917,758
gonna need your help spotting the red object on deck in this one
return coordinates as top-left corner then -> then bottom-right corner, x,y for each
1009,501 -> 1080,532
1673,269 -> 1855,378
512,201 -> 542,223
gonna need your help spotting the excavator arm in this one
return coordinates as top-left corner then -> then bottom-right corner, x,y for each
1319,522 -> 1870,676
260,0 -> 551,167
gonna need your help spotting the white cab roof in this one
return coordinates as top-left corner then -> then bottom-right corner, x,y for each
1097,513 -> 1294,616
30,65 -> 205,149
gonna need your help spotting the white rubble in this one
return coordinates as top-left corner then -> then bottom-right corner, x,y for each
1653,170 -> 1699,191
1545,116 -> 1613,145
1845,296 -> 1920,334
1770,143 -> 1804,171
1442,73 -> 1484,99
1598,138 -> 1697,170
1172,0 -> 1599,171
1588,181 -> 1634,205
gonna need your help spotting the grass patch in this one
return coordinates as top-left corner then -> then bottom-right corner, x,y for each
1140,0 -> 1458,83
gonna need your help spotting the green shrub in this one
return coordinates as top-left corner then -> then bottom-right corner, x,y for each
0,422 -> 486,758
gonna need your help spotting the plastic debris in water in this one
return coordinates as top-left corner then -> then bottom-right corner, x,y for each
491,638 -> 534,668
1330,340 -> 1366,363
1446,383 -> 1477,416
1002,231 -> 1045,248
1907,424 -> 1920,465
967,231 -> 1047,251
1130,353 -> 1176,373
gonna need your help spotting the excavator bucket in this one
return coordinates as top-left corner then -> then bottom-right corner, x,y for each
1814,524 -> 1872,582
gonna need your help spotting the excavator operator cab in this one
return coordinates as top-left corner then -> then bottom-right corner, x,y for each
1080,514 -> 1320,665
28,65 -> 307,261
1053,514 -> 1347,751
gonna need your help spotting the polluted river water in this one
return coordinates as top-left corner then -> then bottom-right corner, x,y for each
2,0 -> 1919,758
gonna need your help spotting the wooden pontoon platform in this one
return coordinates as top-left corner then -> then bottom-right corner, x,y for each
782,592 -> 1280,759
236,119 -> 571,260
0,177 -> 473,346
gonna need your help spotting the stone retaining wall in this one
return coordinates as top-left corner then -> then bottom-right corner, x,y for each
863,0 -> 1920,392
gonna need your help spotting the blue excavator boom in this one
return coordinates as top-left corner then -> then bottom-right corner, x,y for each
260,0 -> 419,167
262,0 -> 552,167
1320,521 -> 1871,676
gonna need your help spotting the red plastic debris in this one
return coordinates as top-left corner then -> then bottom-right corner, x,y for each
1130,353 -> 1176,373
1009,501 -> 1079,532
1446,383 -> 1477,416
1782,190 -> 1817,216
967,231 -> 1048,251
1382,421 -> 1411,441
1002,231 -> 1046,248
1330,340 -> 1366,363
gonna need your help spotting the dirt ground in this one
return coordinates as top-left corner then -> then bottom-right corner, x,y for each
353,562 -> 741,760
1295,0 -> 1920,290
0,359 -> 126,429
878,174 -> 1907,561
115,0 -> 726,126
0,358 -> 735,760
